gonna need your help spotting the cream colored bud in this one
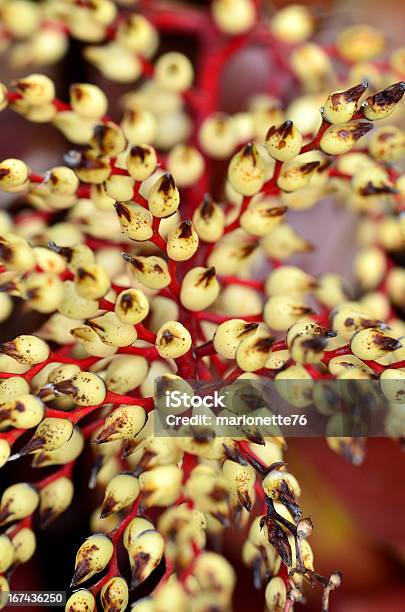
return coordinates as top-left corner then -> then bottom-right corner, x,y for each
105,175 -> 134,201
126,145 -> 157,181
320,121 -> 373,155
105,355 -> 148,394
130,598 -> 155,612
167,144 -> 204,187
228,143 -> 265,196
0,293 -> 12,323
352,166 -> 394,197
90,183 -> 115,210
74,263 -> 110,299
266,265 -> 317,297
121,108 -> 158,144
271,4 -> 313,43
236,331 -> 274,372
58,281 -> 99,319
0,376 -> 30,401
214,319 -> 259,359
354,246 -> 386,290
156,321 -> 192,358
387,268 -> 405,307
18,418 -> 73,457
155,52 -> 193,93
1,394 -> 44,429
363,82 -> 405,121
199,113 -> 236,159
70,84 -> 108,119
115,288 -> 149,325
0,483 -> 39,525
139,465 -> 183,507
380,368 -> 405,403
369,126 -> 405,162
32,427 -> 84,468
86,312 -> 137,348
90,122 -> 126,156
14,73 -> 55,105
0,158 -> 29,193
49,243 -> 94,272
0,335 -> 49,365
180,266 -> 220,311
8,527 -> 35,566
0,534 -> 13,572
100,577 -> 129,612
265,120 -> 302,162
44,166 -> 79,197
222,460 -> 255,510
323,82 -> 368,124
192,194 -> 225,242
0,233 -> 35,271
21,272 -> 64,313
116,14 -> 158,56
114,201 -> 153,241
74,150 -> 111,184
124,517 -> 155,549
351,328 -> 401,360
72,534 -> 113,586
194,552 -> 236,602
275,365 -> 313,408
265,576 -> 287,611
337,25 -> 384,62
212,0 -> 256,35
94,405 -> 146,443
123,253 -> 171,290
264,295 -> 313,331
315,274 -> 347,309
330,302 -> 381,340
262,469 -> 301,503
53,371 -> 106,407
100,473 -> 140,517
147,173 -> 180,218
0,440 -> 10,469
127,528 -> 165,587
167,220 -> 199,261
277,160 -> 319,192
65,590 -> 95,612
240,200 -> 286,236
39,476 -> 74,528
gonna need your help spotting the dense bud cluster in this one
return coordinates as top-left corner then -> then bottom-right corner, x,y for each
0,0 -> 405,610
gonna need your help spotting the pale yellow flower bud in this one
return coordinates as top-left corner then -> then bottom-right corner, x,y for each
192,194 -> 225,242
105,175 -> 134,201
228,143 -> 265,196
199,113 -> 236,159
101,473 -> 140,517
0,335 -> 49,365
126,144 -> 157,181
180,266 -> 220,311
0,233 -> 35,271
277,160 -> 319,192
271,4 -> 313,43
167,144 -> 204,187
70,325 -> 117,358
53,371 -> 106,406
0,534 -> 13,572
323,82 -> 368,124
354,246 -> 386,290
71,534 -> 113,586
147,173 -> 180,218
265,265 -> 317,297
0,483 -> 39,525
74,263 -> 111,300
212,0 -> 256,35
320,121 -> 373,155
264,295 -> 313,331
32,427 -> 84,468
139,465 -> 183,507
167,220 -> 199,261
351,328 -> 401,360
58,281 -> 99,320
86,312 -> 137,348
363,82 -> 405,121
39,476 -> 74,528
114,288 -> 149,325
100,577 -> 129,612
70,84 -> 108,119
236,331 -> 274,372
155,52 -> 194,93
240,200 -> 286,236
265,120 -> 302,162
21,272 -> 64,313
114,201 -> 153,241
90,122 -> 126,156
65,589 -> 95,612
156,321 -> 192,358
265,576 -> 286,611
94,405 -> 146,443
214,319 -> 259,359
17,418 -> 73,456
194,552 -> 236,603
123,253 -> 171,290
126,528 -> 164,587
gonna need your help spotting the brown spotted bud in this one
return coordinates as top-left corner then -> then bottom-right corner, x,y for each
147,173 -> 180,218
32,427 -> 84,468
48,242 -> 94,272
323,81 -> 368,124
228,143 -> 265,196
155,321 -> 192,358
240,200 -> 287,237
265,120 -> 302,162
114,288 -> 149,325
126,528 -> 165,588
21,272 -> 64,314
320,121 -> 373,155
9,527 -> 36,565
126,144 -> 157,181
65,590 -> 96,612
70,326 -> 117,358
53,372 -> 106,406
114,201 -> 153,241
214,319 -> 259,360
167,220 -> 199,261
39,476 -> 74,528
265,576 -> 287,611
94,405 -> 146,443
16,418 -> 74,457
70,83 -> 108,119
2,394 -> 44,429
14,73 -> 55,105
0,159 -> 29,193
0,483 -> 39,525
236,331 -> 274,372
74,263 -> 111,299
122,253 -> 171,290
363,82 -> 405,120
90,122 -> 126,156
71,534 -> 113,586
0,534 -> 13,572
0,233 -> 35,271
264,295 -> 313,331
86,312 -> 137,347
351,328 -> 401,360
180,266 -> 220,311
139,465 -> 183,507
192,194 -> 225,242
194,552 -> 236,605
73,150 -> 111,184
277,160 -> 320,192
100,577 -> 129,612
222,460 -> 255,511
45,166 -> 79,196
100,473 -> 140,517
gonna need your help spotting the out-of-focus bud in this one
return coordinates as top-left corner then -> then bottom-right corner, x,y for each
0,534 -> 13,572
266,265 -> 317,297
123,516 -> 155,549
271,4 -> 313,43
212,0 -> 256,35
155,321 -> 192,358
0,440 -> 11,469
94,405 -> 146,443
192,194 -> 225,242
70,84 -> 108,119
352,166 -> 396,197
123,253 -> 171,290
39,476 -> 74,528
73,150 -> 111,184
116,14 -> 158,56
105,355 -> 148,393
74,263 -> 111,299
65,589 -> 96,612
155,52 -> 193,92
264,295 -> 313,331
126,528 -> 164,588
15,73 -> 55,105
139,465 -> 183,507
290,43 -> 331,89
0,483 -> 39,525
32,427 -> 84,468
17,418 -> 74,457
265,120 -> 302,162
363,82 -> 405,120
167,144 -> 204,188
0,233 -> 35,271
90,122 -> 126,156
330,302 -> 382,340
368,126 -> 405,162
199,113 -> 236,159
53,372 -> 106,406
228,143 -> 265,196
320,121 -> 373,155
9,527 -> 36,565
100,576 -> 129,612
315,274 -> 347,309
147,173 -> 180,218
240,200 -> 287,237
351,328 -> 401,360
0,159 -> 29,193
214,319 -> 259,359
262,469 -> 301,512
180,266 -> 220,311
49,242 -> 94,272
194,552 -> 236,605
337,25 -> 385,62
167,220 -> 199,261
86,312 -> 137,347
323,82 -> 368,124
154,576 -> 189,612
71,534 -> 113,586
105,175 -> 134,201
0,376 -> 30,400
261,223 -> 313,260
354,246 -> 386,290
100,473 -> 140,517
277,160 -> 319,192
114,288 -> 149,325
265,576 -> 287,611
126,144 -> 157,181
